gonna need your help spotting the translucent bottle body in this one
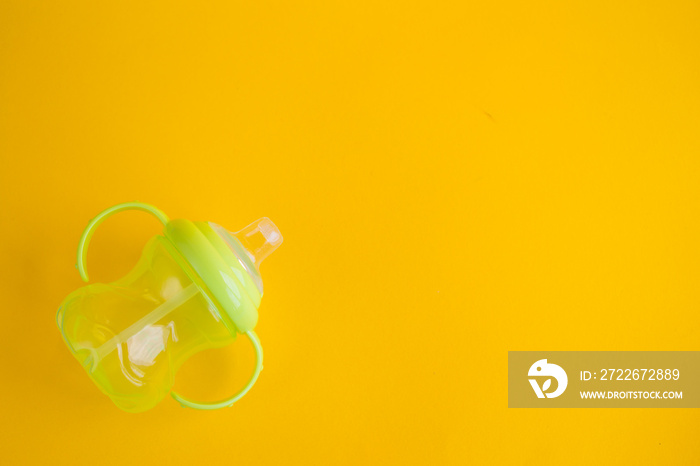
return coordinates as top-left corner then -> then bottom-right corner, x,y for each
57,236 -> 233,412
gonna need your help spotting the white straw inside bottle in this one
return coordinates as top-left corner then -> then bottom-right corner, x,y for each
92,283 -> 199,365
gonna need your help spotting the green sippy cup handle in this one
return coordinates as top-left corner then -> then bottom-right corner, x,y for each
76,202 -> 170,282
171,330 -> 264,410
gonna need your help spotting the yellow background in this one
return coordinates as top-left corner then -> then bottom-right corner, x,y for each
1,1 -> 699,464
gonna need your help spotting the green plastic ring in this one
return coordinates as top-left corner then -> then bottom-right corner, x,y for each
170,330 -> 263,410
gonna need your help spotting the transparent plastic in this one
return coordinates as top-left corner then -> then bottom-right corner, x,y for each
57,236 -> 233,412
210,218 -> 283,295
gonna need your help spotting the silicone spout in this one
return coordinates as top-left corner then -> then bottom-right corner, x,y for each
208,217 -> 283,296
234,218 -> 284,268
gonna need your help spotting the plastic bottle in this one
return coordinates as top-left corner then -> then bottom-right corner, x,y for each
56,202 -> 282,412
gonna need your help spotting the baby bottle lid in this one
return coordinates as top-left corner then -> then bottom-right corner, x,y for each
164,218 -> 283,335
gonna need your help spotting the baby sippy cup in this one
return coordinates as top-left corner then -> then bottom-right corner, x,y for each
56,202 -> 283,412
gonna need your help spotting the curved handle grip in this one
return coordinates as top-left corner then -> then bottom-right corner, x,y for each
171,330 -> 264,410
76,202 -> 170,282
